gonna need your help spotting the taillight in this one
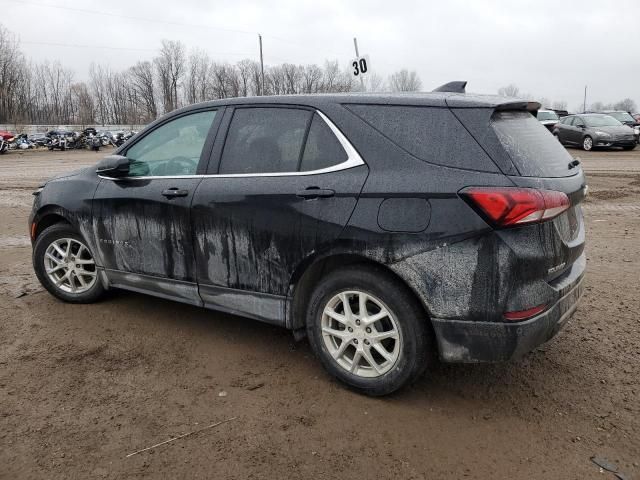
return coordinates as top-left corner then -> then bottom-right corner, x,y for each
460,187 -> 570,227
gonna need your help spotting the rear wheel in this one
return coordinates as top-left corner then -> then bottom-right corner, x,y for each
582,136 -> 593,151
306,265 -> 432,396
33,223 -> 105,303
622,145 -> 636,151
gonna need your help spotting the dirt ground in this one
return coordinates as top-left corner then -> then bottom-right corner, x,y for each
1,146 -> 639,479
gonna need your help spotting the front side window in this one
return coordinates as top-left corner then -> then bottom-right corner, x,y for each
126,110 -> 216,177
219,108 -> 311,174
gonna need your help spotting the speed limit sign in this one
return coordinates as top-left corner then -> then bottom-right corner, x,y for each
351,55 -> 370,78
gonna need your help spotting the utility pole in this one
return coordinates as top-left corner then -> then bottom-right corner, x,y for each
353,37 -> 365,92
583,85 -> 587,113
258,34 -> 265,96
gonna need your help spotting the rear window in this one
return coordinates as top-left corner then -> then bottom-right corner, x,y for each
491,111 -> 575,178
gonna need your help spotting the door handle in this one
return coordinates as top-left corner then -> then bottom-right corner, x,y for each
296,187 -> 335,199
162,188 -> 189,198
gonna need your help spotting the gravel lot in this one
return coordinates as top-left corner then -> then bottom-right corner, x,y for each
1,147 -> 639,479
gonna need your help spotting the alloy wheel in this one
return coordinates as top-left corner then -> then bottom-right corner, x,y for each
583,136 -> 593,151
44,238 -> 97,294
321,290 -> 401,378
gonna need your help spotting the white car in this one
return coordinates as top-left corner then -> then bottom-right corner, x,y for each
536,109 -> 560,132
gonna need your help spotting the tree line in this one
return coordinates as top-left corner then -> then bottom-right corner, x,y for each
0,23 -> 422,127
497,84 -> 637,113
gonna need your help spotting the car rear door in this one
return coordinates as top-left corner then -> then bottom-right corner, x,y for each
92,108 -> 221,305
191,105 -> 368,324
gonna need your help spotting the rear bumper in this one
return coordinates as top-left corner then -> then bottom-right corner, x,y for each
431,263 -> 585,363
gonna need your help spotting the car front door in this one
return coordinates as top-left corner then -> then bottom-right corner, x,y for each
92,108 -> 220,305
191,106 -> 368,324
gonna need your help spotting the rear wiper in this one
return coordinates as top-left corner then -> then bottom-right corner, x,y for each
568,159 -> 581,170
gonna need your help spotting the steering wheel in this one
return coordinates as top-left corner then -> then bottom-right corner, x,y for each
153,156 -> 197,176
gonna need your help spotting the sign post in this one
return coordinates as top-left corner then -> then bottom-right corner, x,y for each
352,38 -> 369,91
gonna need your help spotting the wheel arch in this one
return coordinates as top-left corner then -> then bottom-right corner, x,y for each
286,251 -> 435,336
32,206 -> 76,241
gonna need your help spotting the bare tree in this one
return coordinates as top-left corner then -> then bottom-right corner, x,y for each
129,61 -> 158,121
497,84 -> 520,97
613,98 -> 637,112
0,24 -> 27,123
155,40 -> 186,114
388,70 -> 420,93
71,82 -> 94,125
552,100 -> 568,110
388,69 -> 422,92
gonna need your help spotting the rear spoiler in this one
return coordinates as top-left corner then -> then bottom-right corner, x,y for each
434,81 -> 540,113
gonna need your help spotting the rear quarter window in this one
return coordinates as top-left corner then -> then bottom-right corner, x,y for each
345,104 -> 499,172
491,111 -> 575,178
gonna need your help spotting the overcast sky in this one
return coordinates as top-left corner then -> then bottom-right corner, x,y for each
4,0 -> 640,111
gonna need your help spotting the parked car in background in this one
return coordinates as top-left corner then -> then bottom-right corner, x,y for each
601,111 -> 640,143
553,109 -> 569,118
29,90 -> 586,395
553,113 -> 636,151
536,109 -> 560,131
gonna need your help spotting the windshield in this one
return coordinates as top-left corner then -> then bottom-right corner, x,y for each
537,111 -> 559,121
606,112 -> 634,123
584,115 -> 623,127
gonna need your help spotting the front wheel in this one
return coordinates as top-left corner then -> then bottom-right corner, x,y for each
582,136 -> 593,151
33,223 -> 105,303
306,265 -> 432,396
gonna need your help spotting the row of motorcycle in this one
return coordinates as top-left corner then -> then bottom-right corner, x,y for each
0,128 -> 137,154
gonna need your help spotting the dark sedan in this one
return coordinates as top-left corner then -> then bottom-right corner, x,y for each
553,114 -> 636,151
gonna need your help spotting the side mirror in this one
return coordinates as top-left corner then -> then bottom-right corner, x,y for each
96,155 -> 130,178
577,124 -> 586,129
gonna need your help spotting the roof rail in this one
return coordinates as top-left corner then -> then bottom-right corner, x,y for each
432,81 -> 467,94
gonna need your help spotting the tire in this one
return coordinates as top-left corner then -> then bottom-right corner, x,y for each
306,265 -> 433,396
33,223 -> 105,303
622,145 -> 636,151
582,136 -> 593,151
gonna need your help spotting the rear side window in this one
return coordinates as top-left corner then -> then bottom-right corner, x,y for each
219,108 -> 311,174
491,111 -> 575,178
345,104 -> 498,172
300,114 -> 348,171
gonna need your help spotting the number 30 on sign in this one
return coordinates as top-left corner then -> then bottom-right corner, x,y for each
351,56 -> 370,77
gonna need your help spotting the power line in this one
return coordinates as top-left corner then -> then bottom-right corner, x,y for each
21,41 -> 158,52
21,40 -> 256,57
5,0 -> 256,36
2,0 -> 348,60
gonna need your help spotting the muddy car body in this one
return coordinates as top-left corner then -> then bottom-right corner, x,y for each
30,91 -> 587,395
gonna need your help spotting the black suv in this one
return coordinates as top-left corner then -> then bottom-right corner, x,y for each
30,90 -> 586,395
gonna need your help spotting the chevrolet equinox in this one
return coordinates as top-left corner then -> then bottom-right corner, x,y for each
30,85 -> 586,395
